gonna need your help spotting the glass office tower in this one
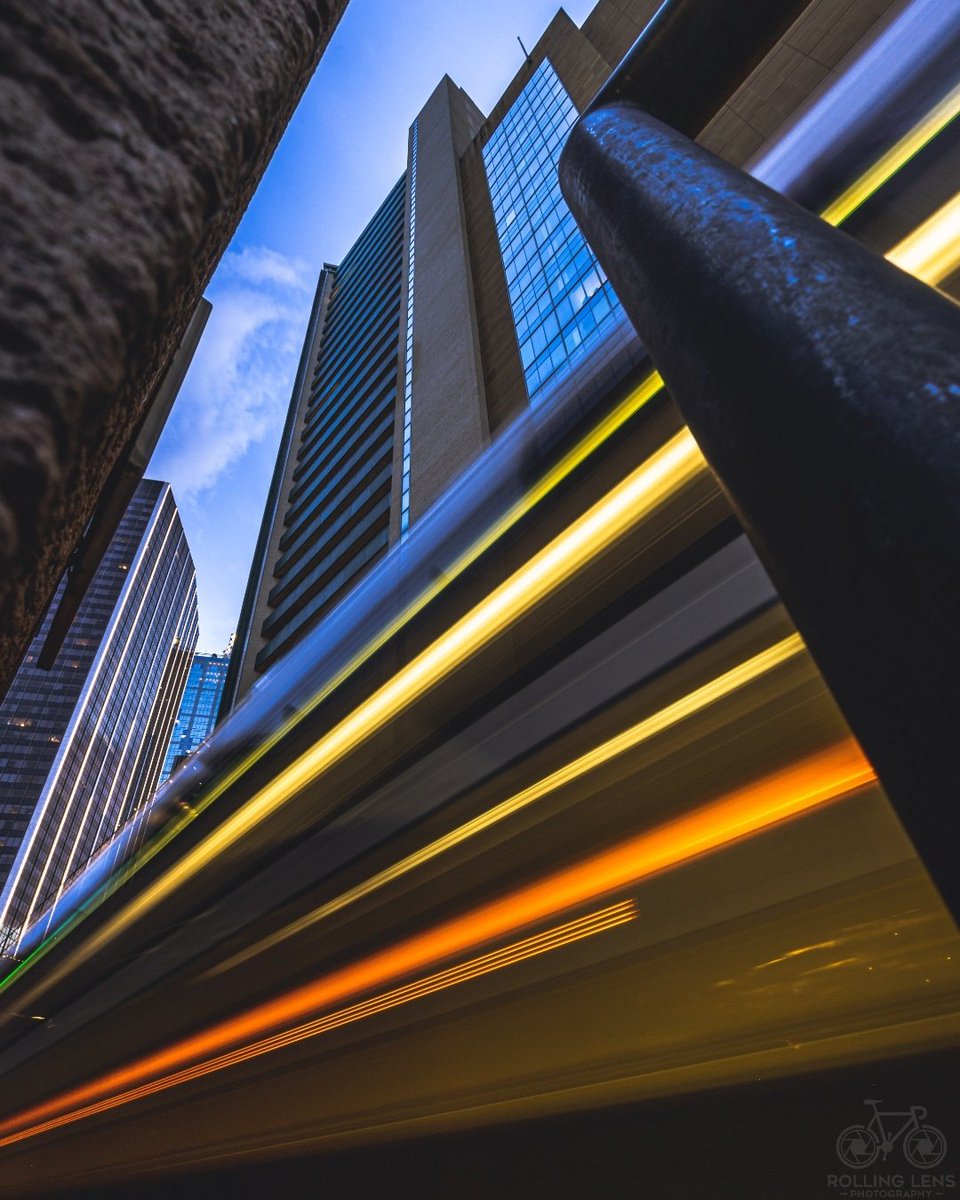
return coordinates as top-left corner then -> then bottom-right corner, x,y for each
222,4 -> 646,712
0,479 -> 197,951
159,651 -> 230,782
220,2 -> 685,711
224,0 -> 893,711
227,180 -> 406,698
482,59 -> 630,405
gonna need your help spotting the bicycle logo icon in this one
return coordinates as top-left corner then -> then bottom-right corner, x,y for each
836,1100 -> 948,1169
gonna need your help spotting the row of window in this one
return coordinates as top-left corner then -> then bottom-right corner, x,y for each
400,119 -> 419,536
483,59 -> 627,406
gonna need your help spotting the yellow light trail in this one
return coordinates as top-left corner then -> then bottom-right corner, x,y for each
0,741 -> 873,1147
210,633 -> 807,977
0,429 -> 703,997
0,903 -> 637,1149
820,81 -> 960,226
0,378 -> 671,997
2,80 -> 955,995
886,191 -> 960,285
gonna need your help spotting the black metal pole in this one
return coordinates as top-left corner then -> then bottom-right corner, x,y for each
590,0 -> 809,138
559,102 -> 960,922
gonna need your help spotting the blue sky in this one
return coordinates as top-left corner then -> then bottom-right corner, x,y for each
149,0 -> 596,652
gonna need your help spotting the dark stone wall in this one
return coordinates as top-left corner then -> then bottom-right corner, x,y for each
0,0 -> 347,696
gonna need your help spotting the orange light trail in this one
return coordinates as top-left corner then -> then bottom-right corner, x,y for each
0,902 -> 637,1148
209,632 -> 806,976
0,740 -> 874,1148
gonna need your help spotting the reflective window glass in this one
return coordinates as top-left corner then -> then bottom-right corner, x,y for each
482,60 -> 626,404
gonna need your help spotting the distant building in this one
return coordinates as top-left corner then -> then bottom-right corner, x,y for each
159,652 -> 230,783
0,480 -> 197,952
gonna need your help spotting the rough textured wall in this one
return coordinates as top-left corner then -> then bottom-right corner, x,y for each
0,0 -> 347,696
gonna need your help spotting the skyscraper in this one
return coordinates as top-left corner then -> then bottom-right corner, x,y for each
223,0 -> 901,710
234,181 -> 407,686
0,479 -> 197,951
159,651 -> 230,783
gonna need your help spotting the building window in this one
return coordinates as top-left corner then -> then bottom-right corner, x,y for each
482,59 -> 625,405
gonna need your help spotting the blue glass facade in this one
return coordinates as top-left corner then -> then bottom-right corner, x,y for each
482,59 -> 627,405
159,652 -> 229,782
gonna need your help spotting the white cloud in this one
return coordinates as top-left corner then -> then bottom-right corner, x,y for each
222,245 -> 312,291
149,246 -> 315,503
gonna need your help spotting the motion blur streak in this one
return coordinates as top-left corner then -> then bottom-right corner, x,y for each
886,191 -> 960,284
0,903 -> 638,1149
0,741 -> 873,1145
819,81 -> 960,227
27,430 -> 704,976
1,83 -> 952,999
210,633 -> 807,977
0,371 -> 674,1000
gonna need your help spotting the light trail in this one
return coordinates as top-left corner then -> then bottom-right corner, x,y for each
0,902 -> 637,1149
819,81 -> 960,227
0,430 -> 705,997
2,75 -> 954,995
886,191 -> 960,285
209,633 -> 807,977
0,740 -> 874,1147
